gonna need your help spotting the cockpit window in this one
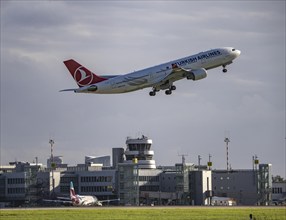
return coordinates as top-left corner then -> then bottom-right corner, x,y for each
232,48 -> 236,51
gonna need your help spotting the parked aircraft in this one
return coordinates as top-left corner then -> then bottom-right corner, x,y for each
69,181 -> 119,206
43,182 -> 119,206
61,47 -> 240,96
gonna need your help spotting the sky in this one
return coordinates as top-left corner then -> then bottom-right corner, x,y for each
0,1 -> 285,177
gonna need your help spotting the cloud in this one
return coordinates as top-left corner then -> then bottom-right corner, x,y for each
2,1 -> 70,29
0,1 -> 285,177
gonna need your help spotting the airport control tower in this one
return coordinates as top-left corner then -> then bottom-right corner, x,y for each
124,135 -> 156,169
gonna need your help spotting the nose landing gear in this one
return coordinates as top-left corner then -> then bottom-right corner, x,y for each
222,65 -> 228,73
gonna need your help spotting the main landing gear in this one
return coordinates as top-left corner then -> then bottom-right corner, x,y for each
165,85 -> 176,95
149,90 -> 156,96
149,88 -> 159,96
149,85 -> 176,96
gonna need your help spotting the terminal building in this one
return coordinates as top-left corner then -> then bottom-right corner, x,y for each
272,180 -> 286,205
85,156 -> 111,167
0,135 -> 278,207
212,164 -> 272,205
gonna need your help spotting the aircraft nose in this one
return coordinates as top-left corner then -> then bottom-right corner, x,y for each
231,48 -> 241,58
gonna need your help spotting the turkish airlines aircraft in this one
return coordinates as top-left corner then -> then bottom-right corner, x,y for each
61,47 -> 240,96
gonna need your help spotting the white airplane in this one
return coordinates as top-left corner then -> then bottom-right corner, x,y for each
61,47 -> 240,96
44,182 -> 119,206
68,181 -> 118,206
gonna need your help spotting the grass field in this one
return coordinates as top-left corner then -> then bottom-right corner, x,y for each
0,207 -> 285,220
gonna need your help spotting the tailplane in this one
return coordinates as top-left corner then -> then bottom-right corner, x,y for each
70,181 -> 79,204
64,59 -> 107,87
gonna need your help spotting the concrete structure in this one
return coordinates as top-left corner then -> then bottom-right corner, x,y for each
124,136 -> 156,169
0,162 -> 117,206
212,169 -> 258,205
85,156 -> 111,167
272,181 -> 286,205
0,162 -> 45,206
0,165 -> 16,173
118,163 -> 163,206
112,148 -> 124,169
0,172 -> 27,204
189,170 -> 212,205
118,136 -> 213,206
0,160 -> 274,207
0,136 -> 277,207
212,164 -> 272,205
258,164 -> 272,205
59,169 -> 117,200
118,136 -> 158,205
47,156 -> 67,169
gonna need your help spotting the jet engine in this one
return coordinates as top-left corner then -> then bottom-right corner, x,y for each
187,68 -> 207,81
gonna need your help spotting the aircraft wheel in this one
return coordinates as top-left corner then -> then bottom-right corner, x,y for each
149,91 -> 156,96
223,68 -> 227,73
171,85 -> 176,91
165,90 -> 172,95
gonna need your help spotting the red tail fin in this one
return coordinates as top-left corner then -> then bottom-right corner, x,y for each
70,181 -> 79,204
63,59 -> 107,87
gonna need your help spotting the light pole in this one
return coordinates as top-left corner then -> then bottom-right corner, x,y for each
133,157 -> 139,206
49,139 -> 55,197
224,137 -> 230,171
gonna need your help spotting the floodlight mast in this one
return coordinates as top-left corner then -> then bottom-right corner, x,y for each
224,137 -> 230,171
49,139 -> 55,197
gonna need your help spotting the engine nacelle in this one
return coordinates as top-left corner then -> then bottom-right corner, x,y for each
187,68 -> 207,81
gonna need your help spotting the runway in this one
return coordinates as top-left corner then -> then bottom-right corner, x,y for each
1,205 -> 285,211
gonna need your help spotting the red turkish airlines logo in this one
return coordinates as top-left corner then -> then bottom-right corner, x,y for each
73,66 -> 94,87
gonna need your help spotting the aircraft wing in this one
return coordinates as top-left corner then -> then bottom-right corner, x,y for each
41,199 -> 73,206
56,196 -> 71,201
99,198 -> 120,203
151,66 -> 193,90
168,66 -> 193,78
59,88 -> 78,92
